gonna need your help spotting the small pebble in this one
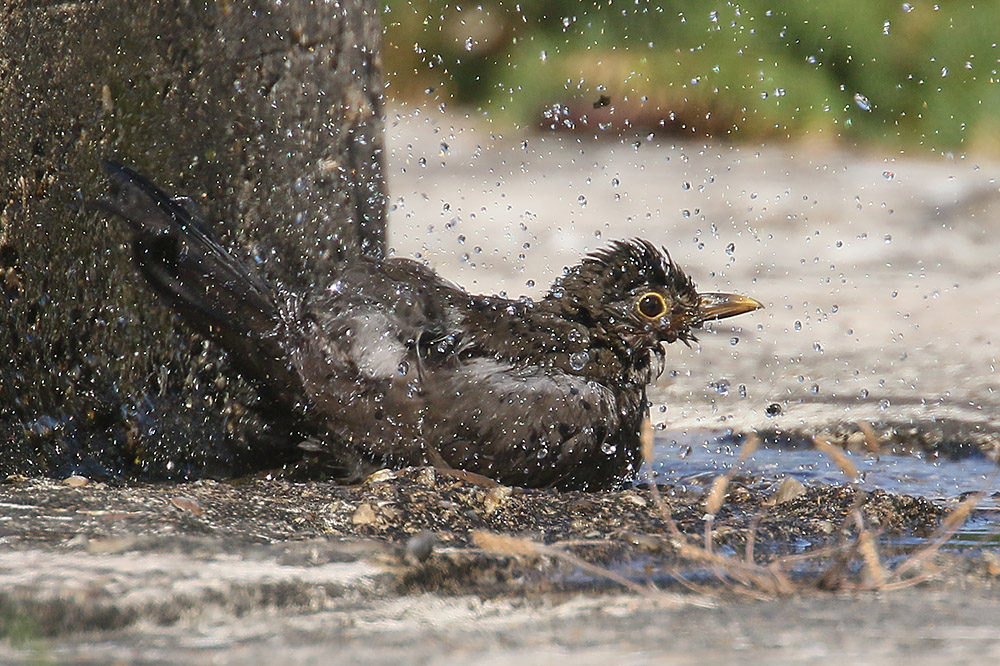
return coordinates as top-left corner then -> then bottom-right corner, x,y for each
620,491 -> 648,508
416,467 -> 437,486
364,469 -> 397,485
773,478 -> 806,504
171,496 -> 203,515
405,530 -> 436,563
351,503 -> 378,526
483,486 -> 512,516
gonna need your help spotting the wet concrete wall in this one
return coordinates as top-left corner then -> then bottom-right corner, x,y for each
0,1 -> 385,478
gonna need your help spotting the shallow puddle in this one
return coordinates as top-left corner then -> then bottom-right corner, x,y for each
648,429 -> 1000,549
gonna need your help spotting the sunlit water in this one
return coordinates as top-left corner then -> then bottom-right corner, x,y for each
645,429 -> 1000,549
555,430 -> 1000,589
649,429 -> 999,501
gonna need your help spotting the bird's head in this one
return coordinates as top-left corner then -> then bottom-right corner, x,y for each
547,239 -> 762,349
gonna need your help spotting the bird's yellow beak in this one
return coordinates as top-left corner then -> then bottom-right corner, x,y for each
695,292 -> 764,322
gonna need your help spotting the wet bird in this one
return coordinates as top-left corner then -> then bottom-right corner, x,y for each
99,161 -> 762,490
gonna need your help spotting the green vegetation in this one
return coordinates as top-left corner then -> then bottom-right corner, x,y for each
383,1 -> 1000,152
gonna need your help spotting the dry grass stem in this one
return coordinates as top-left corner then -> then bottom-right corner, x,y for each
643,427 -> 798,596
813,435 -> 859,479
738,433 -> 761,463
856,523 -> 887,588
704,475 -> 730,517
891,492 -> 981,580
633,423 -> 981,598
471,529 -> 714,607
703,433 -> 760,551
857,421 -> 881,455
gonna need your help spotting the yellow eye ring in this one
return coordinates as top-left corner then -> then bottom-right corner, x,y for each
636,292 -> 667,319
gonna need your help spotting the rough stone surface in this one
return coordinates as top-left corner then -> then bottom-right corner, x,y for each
0,0 -> 385,478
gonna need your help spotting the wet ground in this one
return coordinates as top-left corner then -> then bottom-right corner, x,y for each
0,447 -> 997,664
4,113 -> 1000,662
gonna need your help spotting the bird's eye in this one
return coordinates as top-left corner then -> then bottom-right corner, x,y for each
636,292 -> 667,319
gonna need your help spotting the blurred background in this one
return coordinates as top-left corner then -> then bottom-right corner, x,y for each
383,1 -> 1000,152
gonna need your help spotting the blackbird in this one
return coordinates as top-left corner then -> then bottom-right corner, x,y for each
99,161 -> 761,490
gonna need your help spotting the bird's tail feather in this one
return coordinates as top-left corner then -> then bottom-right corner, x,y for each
98,161 -> 296,398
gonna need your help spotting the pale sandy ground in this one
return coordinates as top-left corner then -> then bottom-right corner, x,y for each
4,113 -> 1000,663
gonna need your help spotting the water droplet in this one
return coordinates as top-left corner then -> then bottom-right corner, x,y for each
860,389 -> 869,398
813,342 -> 824,354
397,361 -> 410,376
730,337 -> 739,346
853,92 -> 872,112
725,242 -> 735,255
902,3 -> 914,12
709,379 -> 730,395
577,195 -> 587,207
810,384 -> 820,395
879,399 -> 891,411
766,403 -> 782,417
794,320 -> 802,331
600,442 -> 617,455
525,279 -> 535,288
738,384 -> 747,399
681,181 -> 691,190
569,351 -> 590,371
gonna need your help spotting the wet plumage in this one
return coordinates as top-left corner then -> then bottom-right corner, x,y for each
99,161 -> 761,490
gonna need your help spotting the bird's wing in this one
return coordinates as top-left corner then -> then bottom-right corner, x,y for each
422,358 -> 642,490
285,257 -> 468,474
